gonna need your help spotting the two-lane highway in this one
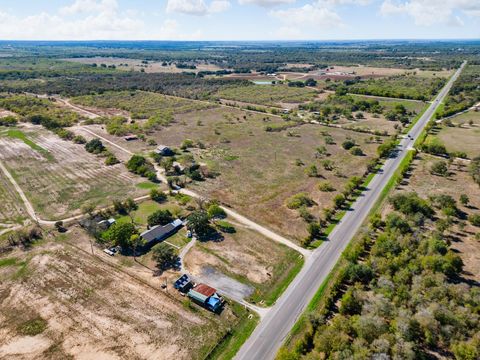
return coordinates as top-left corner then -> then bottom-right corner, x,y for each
235,62 -> 466,360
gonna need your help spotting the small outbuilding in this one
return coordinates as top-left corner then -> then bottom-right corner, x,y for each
174,274 -> 193,293
155,145 -> 174,156
187,283 -> 224,313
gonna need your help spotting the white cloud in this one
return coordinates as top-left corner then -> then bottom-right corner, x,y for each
270,2 -> 342,28
380,0 -> 480,26
238,0 -> 296,7
0,0 -> 200,40
60,0 -> 118,15
210,0 -> 232,13
166,0 -> 231,15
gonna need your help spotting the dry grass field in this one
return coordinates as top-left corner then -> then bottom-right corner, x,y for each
391,153 -> 480,281
134,107 -> 380,242
63,57 -> 225,74
0,229 -> 246,360
214,84 -> 318,107
431,114 -> 480,158
0,169 -> 27,226
0,125 -> 146,221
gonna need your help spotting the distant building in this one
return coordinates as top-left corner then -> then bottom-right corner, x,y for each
124,135 -> 138,141
188,283 -> 223,312
140,219 -> 182,249
97,218 -> 116,230
155,145 -> 174,156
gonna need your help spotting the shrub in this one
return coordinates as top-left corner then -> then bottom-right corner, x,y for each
318,181 -> 335,192
389,192 -> 434,218
207,204 -> 226,219
469,214 -> 480,227
430,160 -> 448,176
73,135 -> 86,144
85,138 -> 105,154
216,220 -> 236,233
342,139 -> 356,150
287,193 -> 315,209
105,153 -> 120,166
150,189 -> 167,203
350,147 -> 364,156
305,164 -> 320,177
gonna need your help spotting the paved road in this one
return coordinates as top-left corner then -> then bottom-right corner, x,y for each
235,62 -> 466,360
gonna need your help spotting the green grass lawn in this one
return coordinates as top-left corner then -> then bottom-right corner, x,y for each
136,181 -> 159,190
116,199 -> 185,228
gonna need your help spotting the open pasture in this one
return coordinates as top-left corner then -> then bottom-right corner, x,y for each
141,107 -> 380,242
0,125 -> 146,220
214,84 -> 318,107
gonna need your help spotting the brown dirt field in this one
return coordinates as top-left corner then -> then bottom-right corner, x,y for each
0,125 -> 146,220
0,230 -> 238,360
394,154 -> 480,281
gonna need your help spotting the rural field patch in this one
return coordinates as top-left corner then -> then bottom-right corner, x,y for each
72,90 -> 215,119
214,84 -> 318,107
140,107 -> 380,242
0,233 -> 244,360
0,126 -> 146,220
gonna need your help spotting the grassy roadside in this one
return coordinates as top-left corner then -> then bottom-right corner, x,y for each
205,302 -> 259,360
402,102 -> 429,134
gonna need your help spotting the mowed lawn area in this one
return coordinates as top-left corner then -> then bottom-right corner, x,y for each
146,107 -> 380,242
214,84 -> 318,107
0,125 -> 146,220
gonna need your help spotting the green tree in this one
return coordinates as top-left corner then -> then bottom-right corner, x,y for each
460,194 -> 470,207
152,243 -> 177,270
147,210 -> 173,227
102,222 -> 137,249
187,210 -> 211,239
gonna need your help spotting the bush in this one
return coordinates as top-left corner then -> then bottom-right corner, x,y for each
287,193 -> 315,209
0,115 -> 17,126
73,135 -> 86,144
318,181 -> 335,192
430,160 -> 448,176
150,189 -> 167,203
469,214 -> 480,227
350,147 -> 364,156
85,138 -> 105,154
105,153 -> 120,166
389,192 -> 434,218
305,164 -> 320,177
342,139 -> 356,150
207,204 -> 226,219
216,220 -> 236,233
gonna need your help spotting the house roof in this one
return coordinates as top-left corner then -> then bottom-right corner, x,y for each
140,219 -> 182,243
194,283 -> 217,298
188,290 -> 209,304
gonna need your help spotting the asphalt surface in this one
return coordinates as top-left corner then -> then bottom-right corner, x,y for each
235,62 -> 466,360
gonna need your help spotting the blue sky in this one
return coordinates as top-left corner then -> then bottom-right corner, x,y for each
0,0 -> 478,40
